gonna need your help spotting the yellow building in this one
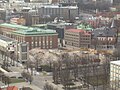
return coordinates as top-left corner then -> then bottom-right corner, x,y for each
10,17 -> 26,25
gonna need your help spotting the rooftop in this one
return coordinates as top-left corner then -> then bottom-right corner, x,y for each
110,60 -> 120,66
42,5 -> 78,9
0,23 -> 28,30
67,29 -> 85,33
12,29 -> 57,36
32,24 -> 47,27
6,86 -> 18,90
0,35 -> 15,42
77,24 -> 93,31
0,23 -> 57,36
92,27 -> 116,37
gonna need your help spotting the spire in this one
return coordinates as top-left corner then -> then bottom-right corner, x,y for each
111,19 -> 116,28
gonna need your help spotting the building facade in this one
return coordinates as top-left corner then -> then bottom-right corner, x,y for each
16,42 -> 29,63
38,5 -> 78,21
110,61 -> 120,90
91,27 -> 116,50
64,29 -> 91,48
19,10 -> 40,26
0,23 -> 58,49
10,17 -> 26,25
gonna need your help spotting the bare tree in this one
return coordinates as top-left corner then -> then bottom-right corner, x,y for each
21,71 -> 33,84
113,48 -> 120,60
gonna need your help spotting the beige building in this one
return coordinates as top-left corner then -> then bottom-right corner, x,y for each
10,17 -> 26,25
110,61 -> 120,90
64,29 -> 91,48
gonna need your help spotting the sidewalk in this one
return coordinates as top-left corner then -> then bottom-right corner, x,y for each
10,82 -> 42,90
9,66 -> 24,73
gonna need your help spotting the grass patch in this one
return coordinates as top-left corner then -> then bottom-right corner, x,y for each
10,78 -> 25,83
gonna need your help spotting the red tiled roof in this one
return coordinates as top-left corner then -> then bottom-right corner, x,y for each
6,86 -> 18,90
67,29 -> 84,33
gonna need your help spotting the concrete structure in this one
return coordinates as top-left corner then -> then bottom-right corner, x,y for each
0,35 -> 16,52
110,60 -> 120,90
19,9 -> 39,26
17,42 -> 29,63
38,5 -> 78,22
47,22 -> 74,39
0,35 -> 29,63
0,9 -> 6,23
64,29 -> 91,48
0,23 -> 58,49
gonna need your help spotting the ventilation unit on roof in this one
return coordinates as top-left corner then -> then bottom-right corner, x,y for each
99,32 -> 103,36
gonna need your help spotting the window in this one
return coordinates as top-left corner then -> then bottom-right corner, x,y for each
22,53 -> 27,60
21,45 -> 27,52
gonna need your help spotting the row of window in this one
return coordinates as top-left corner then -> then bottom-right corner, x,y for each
30,40 -> 53,49
31,36 -> 53,41
97,45 -> 114,49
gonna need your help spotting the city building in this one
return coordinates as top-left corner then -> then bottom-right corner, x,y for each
0,35 -> 29,63
112,0 -> 120,5
64,29 -> 91,48
33,21 -> 74,39
38,5 -> 78,22
16,42 -> 29,63
0,8 -> 6,23
33,21 -> 75,47
0,35 -> 16,52
24,0 -> 30,2
19,9 -> 40,26
91,27 -> 116,50
10,17 -> 26,25
47,21 -> 74,39
110,60 -> 120,90
0,23 -> 58,49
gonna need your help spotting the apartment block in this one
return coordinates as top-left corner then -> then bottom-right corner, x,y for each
64,29 -> 91,48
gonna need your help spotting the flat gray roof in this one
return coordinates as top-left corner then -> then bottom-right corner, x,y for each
110,60 -> 120,66
0,35 -> 15,42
